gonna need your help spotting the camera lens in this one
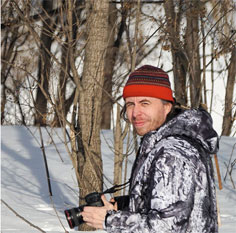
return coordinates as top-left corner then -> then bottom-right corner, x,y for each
64,207 -> 84,229
64,192 -> 104,229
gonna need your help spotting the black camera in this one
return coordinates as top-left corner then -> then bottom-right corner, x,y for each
64,188 -> 130,229
64,192 -> 103,229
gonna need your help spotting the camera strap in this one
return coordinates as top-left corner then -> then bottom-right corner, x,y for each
102,179 -> 130,195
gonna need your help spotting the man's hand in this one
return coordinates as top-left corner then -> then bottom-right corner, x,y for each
81,195 -> 115,229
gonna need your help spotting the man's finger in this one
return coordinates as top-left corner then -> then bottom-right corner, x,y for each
101,195 -> 112,207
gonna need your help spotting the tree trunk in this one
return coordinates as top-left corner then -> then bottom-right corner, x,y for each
101,3 -> 118,129
164,0 -> 188,106
52,1 -> 84,127
73,0 -> 109,230
221,47 -> 236,136
185,0 -> 202,108
101,2 -> 127,129
113,105 -> 123,196
34,0 -> 54,126
1,21 -> 19,123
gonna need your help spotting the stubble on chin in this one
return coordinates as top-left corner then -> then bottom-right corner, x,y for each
134,127 -> 147,136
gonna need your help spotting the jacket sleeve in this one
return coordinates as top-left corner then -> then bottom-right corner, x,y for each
104,149 -> 197,233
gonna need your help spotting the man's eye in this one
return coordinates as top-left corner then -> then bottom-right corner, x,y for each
126,103 -> 133,108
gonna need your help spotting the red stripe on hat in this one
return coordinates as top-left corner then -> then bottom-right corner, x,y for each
123,84 -> 174,102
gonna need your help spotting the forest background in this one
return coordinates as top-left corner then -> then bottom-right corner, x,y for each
1,0 -> 236,231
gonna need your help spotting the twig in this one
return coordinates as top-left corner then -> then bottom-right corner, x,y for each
49,196 -> 69,233
1,199 -> 46,233
38,125 -> 53,196
214,154 -> 223,190
229,158 -> 236,189
224,142 -> 236,181
45,126 -> 64,162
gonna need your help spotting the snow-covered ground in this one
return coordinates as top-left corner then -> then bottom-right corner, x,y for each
1,126 -> 236,232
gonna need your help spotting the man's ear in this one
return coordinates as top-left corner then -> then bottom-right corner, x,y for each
164,102 -> 172,116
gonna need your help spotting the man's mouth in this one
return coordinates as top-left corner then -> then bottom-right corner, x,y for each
133,121 -> 145,127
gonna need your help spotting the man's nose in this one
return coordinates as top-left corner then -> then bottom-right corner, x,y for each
132,105 -> 141,118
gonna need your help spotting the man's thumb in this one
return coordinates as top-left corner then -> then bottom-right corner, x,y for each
101,195 -> 114,209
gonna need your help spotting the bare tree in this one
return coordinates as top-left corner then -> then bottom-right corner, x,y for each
163,0 -> 235,119
222,47 -> 236,136
63,0 -> 109,230
1,1 -> 33,124
163,0 -> 188,105
51,1 -> 84,127
101,3 -> 118,130
184,0 -> 202,108
34,0 -> 57,126
101,2 -> 128,129
113,104 -> 130,196
164,0 -> 203,107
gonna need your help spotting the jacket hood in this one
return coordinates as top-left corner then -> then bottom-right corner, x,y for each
144,108 -> 219,154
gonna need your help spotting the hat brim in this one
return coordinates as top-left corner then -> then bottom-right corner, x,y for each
123,84 -> 174,103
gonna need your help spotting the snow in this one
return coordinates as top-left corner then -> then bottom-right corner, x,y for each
1,126 -> 236,232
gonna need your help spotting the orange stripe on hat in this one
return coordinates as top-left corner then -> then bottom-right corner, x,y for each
123,65 -> 174,102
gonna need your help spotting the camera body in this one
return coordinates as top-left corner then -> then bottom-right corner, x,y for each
64,191 -> 130,229
64,192 -> 104,229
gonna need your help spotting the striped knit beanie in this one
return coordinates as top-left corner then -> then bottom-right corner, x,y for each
123,65 -> 174,103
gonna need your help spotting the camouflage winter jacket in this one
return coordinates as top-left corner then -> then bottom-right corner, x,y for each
105,108 -> 219,233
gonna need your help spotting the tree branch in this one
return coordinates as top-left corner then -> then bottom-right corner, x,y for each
1,199 -> 46,233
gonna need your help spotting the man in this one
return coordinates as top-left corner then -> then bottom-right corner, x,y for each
81,65 -> 219,232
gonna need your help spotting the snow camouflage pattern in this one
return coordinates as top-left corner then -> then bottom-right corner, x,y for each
105,108 -> 219,233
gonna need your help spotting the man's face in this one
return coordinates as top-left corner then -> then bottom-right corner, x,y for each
125,96 -> 172,136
